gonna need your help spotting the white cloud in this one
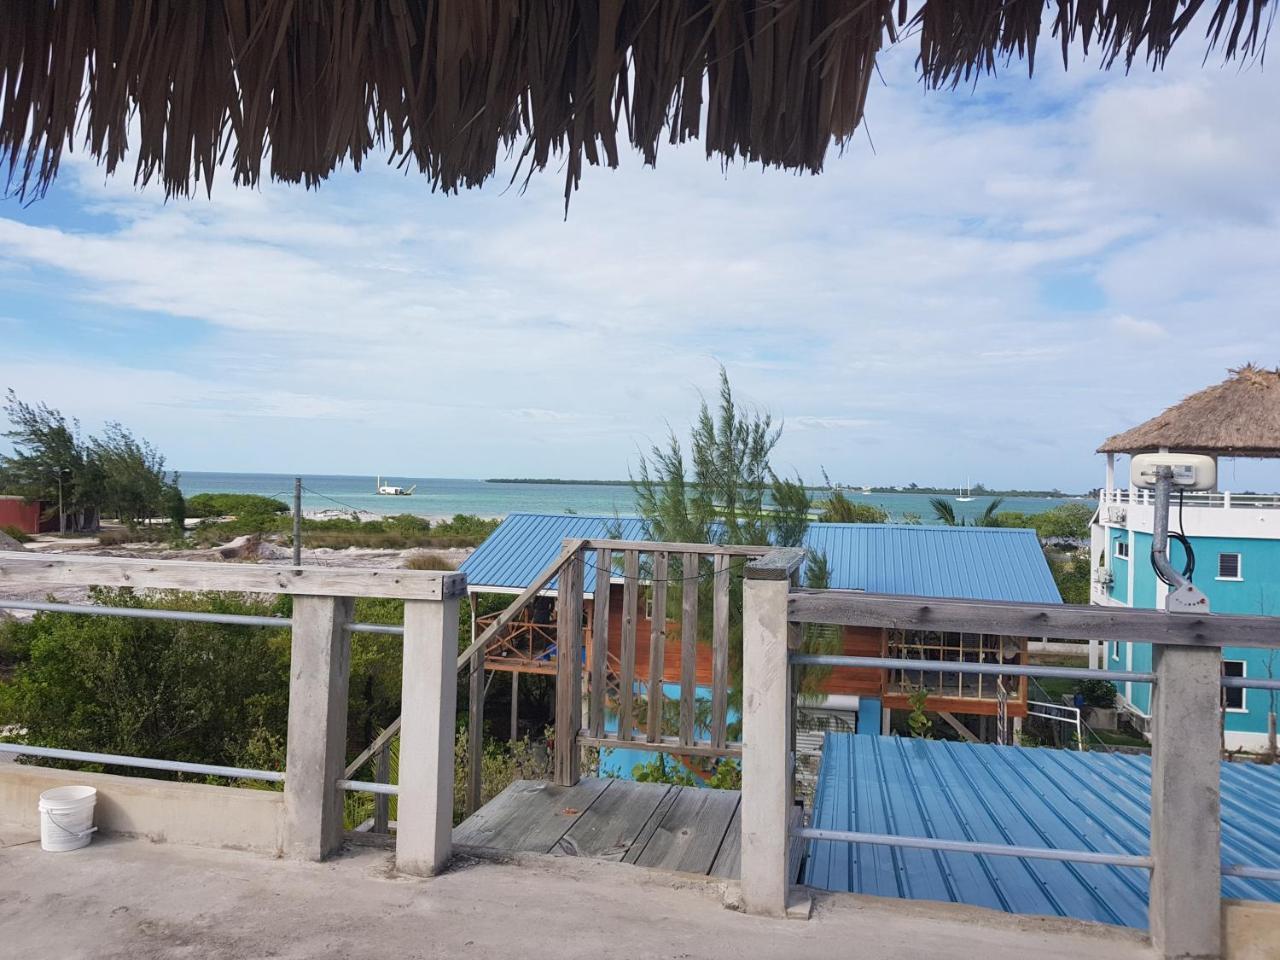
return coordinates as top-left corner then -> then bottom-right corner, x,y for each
1110,315 -> 1168,340
0,30 -> 1278,491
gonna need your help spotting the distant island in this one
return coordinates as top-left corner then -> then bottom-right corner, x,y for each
487,478 -> 1091,498
487,478 -> 634,486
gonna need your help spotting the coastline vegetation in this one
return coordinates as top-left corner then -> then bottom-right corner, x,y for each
0,390 -> 183,534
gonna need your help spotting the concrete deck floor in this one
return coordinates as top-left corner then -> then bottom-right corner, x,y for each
0,835 -> 1154,960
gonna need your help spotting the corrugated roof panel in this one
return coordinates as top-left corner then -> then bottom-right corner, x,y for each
457,513 -> 648,593
460,515 -> 1061,603
803,735 -> 1280,928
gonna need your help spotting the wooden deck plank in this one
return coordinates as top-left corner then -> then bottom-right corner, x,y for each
554,780 -> 674,861
631,786 -> 741,875
708,802 -> 741,879
621,782 -> 682,866
453,778 -> 611,853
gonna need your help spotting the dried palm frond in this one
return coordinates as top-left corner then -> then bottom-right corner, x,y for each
1099,365 -> 1280,457
0,1 -> 1269,201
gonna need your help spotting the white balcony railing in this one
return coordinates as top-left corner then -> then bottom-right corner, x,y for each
1101,488 -> 1280,510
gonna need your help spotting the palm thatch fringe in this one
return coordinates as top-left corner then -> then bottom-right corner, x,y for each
1099,365 -> 1280,458
0,1 -> 1270,202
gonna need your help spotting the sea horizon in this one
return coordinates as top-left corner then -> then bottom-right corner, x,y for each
179,470 -> 1091,524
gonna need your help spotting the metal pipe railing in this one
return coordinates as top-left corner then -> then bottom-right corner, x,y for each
0,598 -> 291,629
336,779 -> 398,796
794,827 -> 1154,869
789,653 -> 1155,684
791,653 -> 1280,691
0,743 -> 283,782
0,598 -> 404,637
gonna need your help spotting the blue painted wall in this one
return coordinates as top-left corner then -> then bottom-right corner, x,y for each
1106,531 -> 1280,736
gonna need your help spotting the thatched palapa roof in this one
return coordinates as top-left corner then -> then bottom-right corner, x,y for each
1098,365 -> 1280,458
0,1 -> 1271,202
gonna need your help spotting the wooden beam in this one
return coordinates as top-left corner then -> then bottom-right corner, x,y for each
618,550 -> 639,742
711,553 -> 730,749
577,734 -> 741,759
580,539 -> 770,557
588,549 -> 611,739
467,659 -> 483,815
789,590 -> 1280,650
344,716 -> 402,779
743,547 -> 807,581
646,551 -> 668,743
554,551 -> 584,786
679,552 -> 699,747
0,550 -> 464,601
937,711 -> 980,743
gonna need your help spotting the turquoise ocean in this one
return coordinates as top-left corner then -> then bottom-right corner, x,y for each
179,472 -> 1089,524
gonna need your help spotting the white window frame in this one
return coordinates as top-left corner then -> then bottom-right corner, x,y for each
1223,659 -> 1247,713
1114,539 -> 1130,560
1216,552 -> 1243,582
1111,640 -> 1122,662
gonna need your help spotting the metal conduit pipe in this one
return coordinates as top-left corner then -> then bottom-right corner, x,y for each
788,654 -> 1156,684
336,779 -> 399,796
0,598 -> 291,629
0,742 -> 283,782
0,600 -> 406,637
793,827 -> 1154,869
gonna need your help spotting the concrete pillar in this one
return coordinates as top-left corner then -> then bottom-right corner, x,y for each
740,570 -> 792,917
397,594 -> 461,877
283,594 -> 353,861
1149,644 -> 1222,960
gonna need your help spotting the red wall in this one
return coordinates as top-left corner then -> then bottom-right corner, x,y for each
0,498 -> 44,535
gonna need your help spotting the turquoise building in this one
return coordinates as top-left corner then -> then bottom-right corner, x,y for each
1090,367 -> 1280,750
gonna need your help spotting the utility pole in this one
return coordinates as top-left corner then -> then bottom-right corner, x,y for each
293,477 -> 303,567
56,467 -> 65,535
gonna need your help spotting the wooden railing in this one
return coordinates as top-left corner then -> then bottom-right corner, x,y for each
446,537 -> 772,813
556,538 -> 772,780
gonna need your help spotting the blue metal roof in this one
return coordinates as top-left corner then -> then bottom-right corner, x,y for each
458,513 -> 648,594
804,734 -> 1280,928
459,513 -> 1061,603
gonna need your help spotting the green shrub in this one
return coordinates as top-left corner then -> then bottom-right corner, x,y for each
0,588 -> 292,771
632,753 -> 698,786
1074,677 -> 1117,708
186,493 -> 290,519
0,523 -> 29,543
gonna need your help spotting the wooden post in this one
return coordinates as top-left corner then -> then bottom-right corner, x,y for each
510,670 -> 520,743
396,592 -> 461,877
283,595 -> 353,861
711,552 -> 731,748
554,549 -> 584,786
1149,644 -> 1222,960
740,554 -> 799,917
373,742 -> 390,834
467,658 -> 483,815
646,550 -> 668,742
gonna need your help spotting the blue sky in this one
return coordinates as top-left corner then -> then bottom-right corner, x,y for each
1,30 -> 1278,493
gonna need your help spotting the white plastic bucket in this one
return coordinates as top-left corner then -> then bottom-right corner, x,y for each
38,785 -> 98,852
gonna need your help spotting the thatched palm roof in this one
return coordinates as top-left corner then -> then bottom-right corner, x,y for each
0,1 -> 1270,201
1098,365 -> 1280,457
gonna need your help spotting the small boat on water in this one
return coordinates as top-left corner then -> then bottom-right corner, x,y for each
955,479 -> 974,502
861,485 -> 874,495
375,476 -> 417,496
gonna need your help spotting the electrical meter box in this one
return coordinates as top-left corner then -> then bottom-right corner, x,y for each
1130,452 -> 1217,491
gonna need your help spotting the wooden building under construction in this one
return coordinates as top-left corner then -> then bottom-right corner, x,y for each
462,514 -> 1060,751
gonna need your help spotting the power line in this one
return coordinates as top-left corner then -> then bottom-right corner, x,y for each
300,485 -> 373,516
